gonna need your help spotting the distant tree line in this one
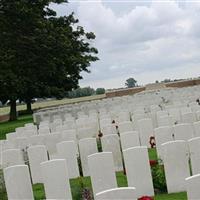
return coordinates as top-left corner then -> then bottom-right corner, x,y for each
155,78 -> 186,83
67,87 -> 105,98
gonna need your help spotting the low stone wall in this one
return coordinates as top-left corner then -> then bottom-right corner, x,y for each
166,79 -> 200,88
106,87 -> 146,98
105,78 -> 200,98
0,114 -> 10,122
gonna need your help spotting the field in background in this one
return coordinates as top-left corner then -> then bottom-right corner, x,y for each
0,94 -> 106,115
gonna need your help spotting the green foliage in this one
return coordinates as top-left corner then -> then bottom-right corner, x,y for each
162,79 -> 171,83
0,0 -> 98,120
96,88 -> 105,94
148,148 -> 158,160
125,78 -> 137,88
33,184 -> 46,200
68,87 -> 95,98
151,164 -> 167,193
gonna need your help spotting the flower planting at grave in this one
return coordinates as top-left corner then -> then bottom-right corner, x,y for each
151,163 -> 167,193
138,196 -> 154,200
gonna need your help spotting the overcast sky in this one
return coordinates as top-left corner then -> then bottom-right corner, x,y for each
51,0 -> 200,89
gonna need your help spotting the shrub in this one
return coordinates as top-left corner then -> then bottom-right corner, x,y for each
151,164 -> 167,193
68,87 -> 95,98
96,88 -> 105,94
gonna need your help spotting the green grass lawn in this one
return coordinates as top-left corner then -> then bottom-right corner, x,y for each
148,148 -> 158,160
0,114 -> 33,140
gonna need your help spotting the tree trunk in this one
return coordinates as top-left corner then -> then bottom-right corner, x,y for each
9,99 -> 17,121
26,99 -> 33,114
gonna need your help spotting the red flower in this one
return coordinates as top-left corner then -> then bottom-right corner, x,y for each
138,196 -> 154,200
149,160 -> 158,166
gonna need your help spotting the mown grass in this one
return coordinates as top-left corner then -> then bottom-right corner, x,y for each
148,148 -> 158,161
0,114 -> 33,140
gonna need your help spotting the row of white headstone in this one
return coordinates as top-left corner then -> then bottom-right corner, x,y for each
33,84 -> 200,125
4,118 -> 200,156
2,120 -> 200,177
2,135 -> 200,199
3,149 -> 200,200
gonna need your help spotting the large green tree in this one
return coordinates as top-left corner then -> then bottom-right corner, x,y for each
0,0 -> 98,120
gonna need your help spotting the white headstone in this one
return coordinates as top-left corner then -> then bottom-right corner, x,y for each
157,115 -> 173,127
182,112 -> 196,124
95,187 -> 137,200
4,165 -> 34,200
13,137 -> 29,150
43,133 -> 61,158
38,127 -> 50,135
2,149 -> 24,168
57,141 -> 80,179
101,124 -> 117,136
41,159 -> 72,199
161,140 -> 190,193
193,121 -> 200,137
79,138 -> 98,176
123,146 -> 154,198
27,145 -> 48,184
186,174 -> 200,200
88,152 -> 117,195
138,118 -> 154,147
118,121 -> 134,134
28,135 -> 45,146
120,131 -> 140,150
101,134 -> 123,171
188,137 -> 200,175
173,123 -> 194,141
154,126 -> 173,159
77,127 -> 96,140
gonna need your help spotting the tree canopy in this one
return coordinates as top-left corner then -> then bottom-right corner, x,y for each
0,0 -> 98,120
96,88 -> 105,94
125,78 -> 137,88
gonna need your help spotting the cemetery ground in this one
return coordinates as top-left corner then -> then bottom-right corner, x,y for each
0,115 -> 187,200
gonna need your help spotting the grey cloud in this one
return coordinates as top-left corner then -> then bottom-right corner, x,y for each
51,0 -> 200,88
